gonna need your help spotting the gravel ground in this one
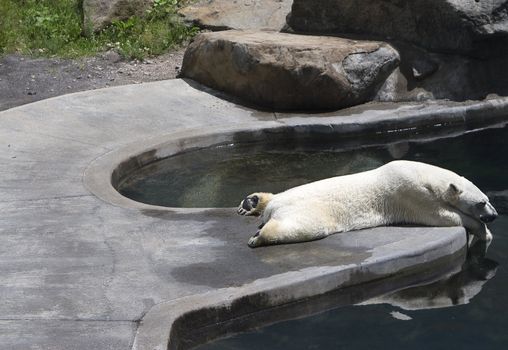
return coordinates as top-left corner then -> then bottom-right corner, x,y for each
0,48 -> 186,111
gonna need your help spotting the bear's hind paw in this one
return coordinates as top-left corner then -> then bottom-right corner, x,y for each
237,195 -> 260,216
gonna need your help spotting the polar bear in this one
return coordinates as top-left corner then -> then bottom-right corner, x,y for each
237,160 -> 497,248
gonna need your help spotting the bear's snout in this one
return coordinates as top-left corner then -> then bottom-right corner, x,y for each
480,203 -> 498,223
480,212 -> 498,223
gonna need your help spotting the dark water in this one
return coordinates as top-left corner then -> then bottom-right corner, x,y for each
118,126 -> 508,208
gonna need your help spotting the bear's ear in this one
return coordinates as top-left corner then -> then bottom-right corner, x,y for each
448,183 -> 462,195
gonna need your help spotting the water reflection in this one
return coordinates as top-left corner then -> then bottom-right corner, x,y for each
361,239 -> 498,311
387,141 -> 410,159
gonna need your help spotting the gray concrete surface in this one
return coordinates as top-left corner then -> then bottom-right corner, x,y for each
1,79 -> 508,349
136,227 -> 466,350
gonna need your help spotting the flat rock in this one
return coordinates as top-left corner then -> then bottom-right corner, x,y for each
288,0 -> 508,53
181,30 -> 400,111
83,0 -> 153,33
179,0 -> 293,31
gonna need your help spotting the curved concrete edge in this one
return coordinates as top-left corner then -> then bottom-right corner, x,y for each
133,227 -> 467,350
277,97 -> 508,130
84,96 -> 508,212
83,121 -> 278,212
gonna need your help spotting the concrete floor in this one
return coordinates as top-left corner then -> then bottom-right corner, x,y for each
1,79 -> 507,350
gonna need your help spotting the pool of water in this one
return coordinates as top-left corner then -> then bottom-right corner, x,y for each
193,125 -> 508,350
118,125 -> 508,208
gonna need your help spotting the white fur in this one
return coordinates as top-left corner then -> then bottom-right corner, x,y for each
239,160 -> 497,248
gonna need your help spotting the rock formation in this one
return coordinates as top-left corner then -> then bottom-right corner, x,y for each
288,0 -> 508,54
181,30 -> 400,110
179,0 -> 293,31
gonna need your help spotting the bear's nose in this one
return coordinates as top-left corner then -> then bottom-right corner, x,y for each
480,213 -> 498,223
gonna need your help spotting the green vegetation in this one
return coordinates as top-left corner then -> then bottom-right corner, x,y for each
0,0 -> 198,59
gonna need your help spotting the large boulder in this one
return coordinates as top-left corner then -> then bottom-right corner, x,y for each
180,30 -> 400,111
83,0 -> 154,33
288,0 -> 508,53
178,0 -> 293,31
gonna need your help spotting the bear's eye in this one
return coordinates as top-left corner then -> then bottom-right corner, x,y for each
476,201 -> 487,209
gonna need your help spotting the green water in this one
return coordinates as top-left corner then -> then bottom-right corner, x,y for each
118,144 -> 389,208
118,125 -> 507,208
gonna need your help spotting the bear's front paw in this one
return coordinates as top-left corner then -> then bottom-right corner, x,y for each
468,225 -> 493,250
475,225 -> 493,242
237,195 -> 260,216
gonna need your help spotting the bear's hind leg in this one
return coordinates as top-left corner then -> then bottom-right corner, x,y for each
248,219 -> 283,248
248,229 -> 263,248
248,218 -> 329,248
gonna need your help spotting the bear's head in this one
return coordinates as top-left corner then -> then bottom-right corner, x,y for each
444,177 -> 498,224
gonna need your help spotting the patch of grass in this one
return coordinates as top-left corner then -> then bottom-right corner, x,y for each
0,0 -> 198,59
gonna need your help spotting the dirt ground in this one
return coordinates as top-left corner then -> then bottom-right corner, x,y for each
0,47 -> 186,111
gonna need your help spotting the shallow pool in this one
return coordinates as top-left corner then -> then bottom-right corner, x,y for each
118,124 -> 508,208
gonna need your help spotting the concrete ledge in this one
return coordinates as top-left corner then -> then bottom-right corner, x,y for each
134,227 -> 466,350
